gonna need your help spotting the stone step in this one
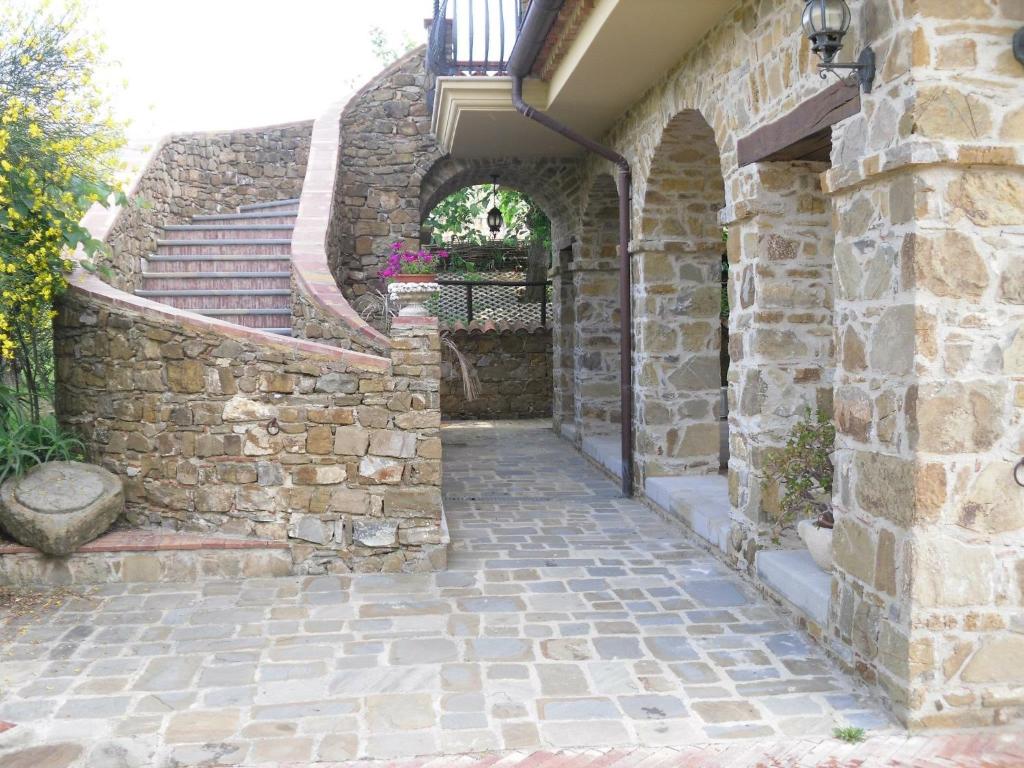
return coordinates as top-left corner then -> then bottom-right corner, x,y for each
144,254 -> 291,273
140,273 -> 291,291
191,212 -> 297,225
155,240 -> 292,255
0,530 -> 293,585
237,197 -> 300,212
162,224 -> 294,240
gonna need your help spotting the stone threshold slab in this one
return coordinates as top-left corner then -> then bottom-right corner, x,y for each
581,435 -> 623,479
756,548 -> 831,628
0,530 -> 288,555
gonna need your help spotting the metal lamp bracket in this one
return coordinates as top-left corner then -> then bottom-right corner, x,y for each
819,46 -> 876,93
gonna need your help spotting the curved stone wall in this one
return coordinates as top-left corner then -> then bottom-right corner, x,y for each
291,102 -> 392,355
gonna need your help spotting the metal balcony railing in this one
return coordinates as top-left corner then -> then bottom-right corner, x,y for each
427,0 -> 525,79
435,278 -> 551,327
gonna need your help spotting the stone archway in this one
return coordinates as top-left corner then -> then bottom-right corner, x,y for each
633,110 -> 727,484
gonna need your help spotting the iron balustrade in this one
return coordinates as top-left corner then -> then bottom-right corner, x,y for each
427,0 -> 525,78
435,278 -> 551,327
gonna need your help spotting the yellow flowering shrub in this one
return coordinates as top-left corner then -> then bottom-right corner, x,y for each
0,1 -> 125,417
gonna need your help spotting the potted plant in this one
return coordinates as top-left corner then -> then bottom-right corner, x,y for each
380,242 -> 449,283
382,243 -> 448,316
765,409 -> 836,572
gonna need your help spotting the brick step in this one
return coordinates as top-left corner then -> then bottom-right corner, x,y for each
190,212 -> 297,225
144,255 -> 291,273
140,272 -> 291,291
237,197 -> 300,212
135,291 -> 291,311
155,240 -> 291,255
162,224 -> 294,240
192,308 -> 293,328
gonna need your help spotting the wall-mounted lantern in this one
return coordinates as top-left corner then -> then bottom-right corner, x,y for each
487,175 -> 504,238
802,0 -> 876,93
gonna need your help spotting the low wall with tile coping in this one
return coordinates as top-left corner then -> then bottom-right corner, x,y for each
42,135 -> 446,576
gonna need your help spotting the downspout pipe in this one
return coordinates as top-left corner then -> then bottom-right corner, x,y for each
510,75 -> 634,498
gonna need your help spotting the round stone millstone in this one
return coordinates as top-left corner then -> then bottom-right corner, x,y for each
0,461 -> 124,556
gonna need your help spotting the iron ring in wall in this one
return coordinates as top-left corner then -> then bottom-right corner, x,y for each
1014,458 -> 1024,488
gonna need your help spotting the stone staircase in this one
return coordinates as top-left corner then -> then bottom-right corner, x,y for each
136,198 -> 298,335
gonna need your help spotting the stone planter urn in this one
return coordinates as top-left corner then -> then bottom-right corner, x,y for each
797,517 -> 833,572
0,461 -> 124,556
388,276 -> 440,318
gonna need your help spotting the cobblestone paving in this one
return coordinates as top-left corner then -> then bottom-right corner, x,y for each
0,421 -> 894,767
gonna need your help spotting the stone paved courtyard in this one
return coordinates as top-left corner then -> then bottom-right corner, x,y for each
0,421 -> 894,767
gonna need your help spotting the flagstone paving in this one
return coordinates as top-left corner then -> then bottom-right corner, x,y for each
0,420 -> 896,767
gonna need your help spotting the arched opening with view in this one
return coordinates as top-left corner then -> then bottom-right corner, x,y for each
417,161 -> 572,423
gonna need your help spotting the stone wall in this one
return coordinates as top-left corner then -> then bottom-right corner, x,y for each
104,122 -> 312,291
441,328 -> 552,420
291,101 -> 394,356
331,52 -> 441,309
55,276 -> 444,574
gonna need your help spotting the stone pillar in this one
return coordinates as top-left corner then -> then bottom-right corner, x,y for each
826,153 -> 1024,727
720,162 -> 835,558
551,245 -> 577,439
820,0 -> 1024,728
572,248 -> 621,438
386,317 -> 445,569
632,240 -> 722,481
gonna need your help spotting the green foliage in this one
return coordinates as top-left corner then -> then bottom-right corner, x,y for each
0,385 -> 82,484
720,256 -> 729,321
369,25 -> 417,66
833,726 -> 866,744
765,409 -> 836,527
425,185 -> 551,250
0,2 -> 126,422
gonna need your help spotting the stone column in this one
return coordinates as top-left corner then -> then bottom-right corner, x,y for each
720,162 -> 835,561
572,246 -> 621,439
385,317 -> 445,570
826,151 -> 1024,727
821,0 -> 1024,727
551,245 -> 577,440
632,240 -> 722,481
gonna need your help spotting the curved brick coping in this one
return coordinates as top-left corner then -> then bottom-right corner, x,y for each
291,100 -> 392,353
67,267 -> 391,372
0,530 -> 288,555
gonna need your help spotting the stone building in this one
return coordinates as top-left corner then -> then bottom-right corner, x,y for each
23,0 -> 1021,736
424,0 -> 1024,732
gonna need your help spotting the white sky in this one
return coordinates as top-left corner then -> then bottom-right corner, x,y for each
79,0 -> 429,147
